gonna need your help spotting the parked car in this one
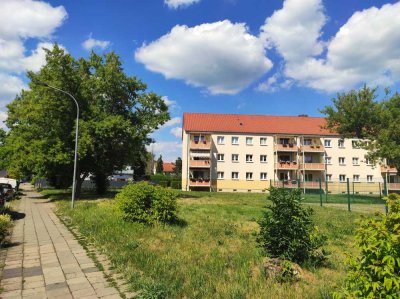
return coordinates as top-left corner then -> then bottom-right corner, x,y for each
0,178 -> 18,191
0,183 -> 14,200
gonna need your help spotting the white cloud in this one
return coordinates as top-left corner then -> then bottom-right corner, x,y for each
164,0 -> 200,9
260,0 -> 400,92
170,127 -> 182,138
135,20 -> 272,95
147,141 -> 182,162
82,35 -> 110,51
0,73 -> 26,106
0,0 -> 67,109
162,96 -> 176,107
256,74 -> 279,92
0,0 -> 67,39
162,117 -> 181,128
0,111 -> 8,130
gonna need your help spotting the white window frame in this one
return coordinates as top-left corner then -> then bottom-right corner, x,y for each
260,155 -> 267,163
260,172 -> 267,180
324,139 -> 331,147
326,174 -> 332,182
217,154 -> 224,161
246,154 -> 253,163
353,175 -> 360,182
339,174 -> 346,182
260,137 -> 267,146
325,157 -> 332,165
367,175 -> 373,182
352,157 -> 359,166
339,157 -> 345,165
352,140 -> 359,148
217,136 -> 224,144
232,172 -> 239,180
246,172 -> 253,180
365,158 -> 372,165
232,136 -> 239,145
217,172 -> 224,179
246,137 -> 253,145
232,154 -> 239,162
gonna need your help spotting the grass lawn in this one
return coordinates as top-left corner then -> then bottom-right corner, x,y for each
50,189 -> 372,298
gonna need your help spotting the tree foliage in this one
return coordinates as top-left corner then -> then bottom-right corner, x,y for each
334,194 -> 400,298
321,86 -> 400,170
156,155 -> 164,174
257,188 -> 327,265
2,45 -> 169,193
173,157 -> 182,175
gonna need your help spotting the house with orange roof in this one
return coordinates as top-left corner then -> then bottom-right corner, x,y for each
181,112 -> 399,193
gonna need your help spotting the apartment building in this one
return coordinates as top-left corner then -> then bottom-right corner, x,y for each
182,113 -> 400,193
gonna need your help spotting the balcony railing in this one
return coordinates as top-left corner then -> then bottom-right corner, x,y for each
274,144 -> 298,152
273,181 -> 322,189
303,163 -> 325,170
300,144 -> 325,153
189,160 -> 211,168
189,179 -> 211,187
190,141 -> 211,150
381,165 -> 398,173
275,162 -> 298,170
388,183 -> 400,190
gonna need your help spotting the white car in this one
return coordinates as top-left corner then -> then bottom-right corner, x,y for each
0,178 -> 19,191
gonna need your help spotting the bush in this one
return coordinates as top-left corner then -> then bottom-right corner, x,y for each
334,194 -> 400,298
0,214 -> 13,245
115,182 -> 178,224
257,187 -> 327,265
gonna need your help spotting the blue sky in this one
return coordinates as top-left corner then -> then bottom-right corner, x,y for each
1,0 -> 400,161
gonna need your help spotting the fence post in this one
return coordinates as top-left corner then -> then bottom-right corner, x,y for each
383,177 -> 389,215
319,178 -> 322,207
325,180 -> 328,202
347,178 -> 351,212
269,179 -> 272,189
379,182 -> 382,199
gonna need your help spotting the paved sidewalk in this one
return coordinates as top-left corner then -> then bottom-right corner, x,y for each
0,184 -> 122,299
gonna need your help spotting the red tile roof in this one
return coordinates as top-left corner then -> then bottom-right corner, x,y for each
163,163 -> 175,173
183,113 -> 338,136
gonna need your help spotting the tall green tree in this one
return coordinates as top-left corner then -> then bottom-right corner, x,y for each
321,85 -> 400,171
173,157 -> 182,175
3,45 -> 169,194
156,155 -> 164,174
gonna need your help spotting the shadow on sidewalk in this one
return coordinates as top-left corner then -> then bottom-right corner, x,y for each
7,210 -> 26,221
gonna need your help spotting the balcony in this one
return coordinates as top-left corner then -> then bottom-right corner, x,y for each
274,144 -> 298,152
300,144 -> 325,153
190,140 -> 211,150
381,165 -> 398,174
388,183 -> 400,190
189,160 -> 211,168
189,179 -> 211,187
273,181 -> 322,189
303,163 -> 325,170
275,161 -> 298,170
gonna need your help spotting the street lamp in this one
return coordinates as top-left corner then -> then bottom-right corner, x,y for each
34,80 -> 79,208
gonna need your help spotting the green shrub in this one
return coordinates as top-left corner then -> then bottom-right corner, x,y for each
257,187 -> 327,265
115,182 -> 178,224
334,194 -> 400,298
0,214 -> 13,245
170,181 -> 181,189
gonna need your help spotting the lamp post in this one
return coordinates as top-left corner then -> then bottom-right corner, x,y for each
34,81 -> 79,208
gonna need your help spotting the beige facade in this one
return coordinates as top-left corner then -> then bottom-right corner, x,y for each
182,130 -> 399,193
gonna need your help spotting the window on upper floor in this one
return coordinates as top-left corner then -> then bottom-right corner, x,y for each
280,138 -> 289,145
246,154 -> 253,162
339,174 -> 346,182
232,136 -> 239,145
305,174 -> 313,181
304,138 -> 312,145
232,172 -> 239,180
339,157 -> 345,165
246,172 -> 253,180
260,155 -> 267,163
260,137 -> 267,146
352,140 -> 360,148
352,157 -> 359,165
246,137 -> 253,145
324,139 -> 331,147
260,172 -> 267,180
338,139 -> 345,148
232,154 -> 239,162
326,174 -> 332,182
365,158 -> 372,165
304,155 -> 313,163
325,157 -> 332,164
217,172 -> 224,179
217,154 -> 224,161
217,136 -> 224,144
